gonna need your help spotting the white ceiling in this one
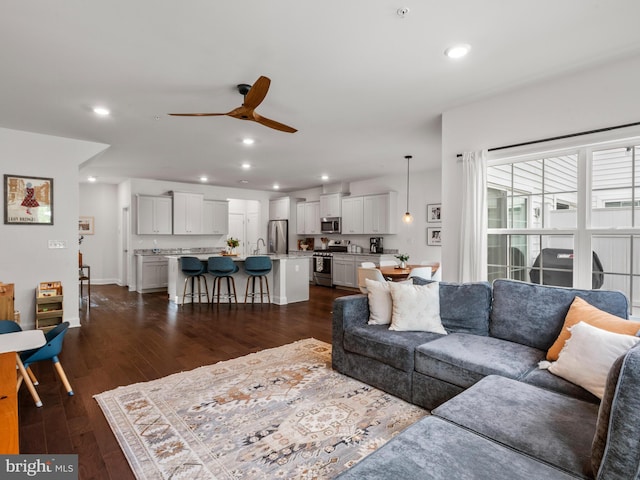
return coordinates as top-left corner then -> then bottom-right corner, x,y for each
2,1 -> 640,192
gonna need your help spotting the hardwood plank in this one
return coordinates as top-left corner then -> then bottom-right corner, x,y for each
18,283 -> 352,479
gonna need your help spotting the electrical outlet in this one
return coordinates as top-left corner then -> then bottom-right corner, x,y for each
48,240 -> 67,249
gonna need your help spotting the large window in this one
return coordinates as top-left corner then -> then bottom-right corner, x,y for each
487,142 -> 640,315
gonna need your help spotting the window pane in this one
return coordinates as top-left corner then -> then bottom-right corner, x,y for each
592,146 -> 639,228
488,234 -> 575,286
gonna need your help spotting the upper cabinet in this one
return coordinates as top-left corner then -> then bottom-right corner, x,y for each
269,197 -> 290,220
172,192 -> 203,235
296,203 -> 306,235
319,193 -> 342,218
341,196 -> 364,234
203,200 -> 229,235
363,192 -> 398,234
304,201 -> 321,234
341,192 -> 398,235
136,195 -> 173,235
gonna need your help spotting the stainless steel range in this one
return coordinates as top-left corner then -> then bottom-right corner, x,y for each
313,246 -> 348,287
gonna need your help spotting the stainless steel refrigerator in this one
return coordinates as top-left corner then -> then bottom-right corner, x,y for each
268,219 -> 289,254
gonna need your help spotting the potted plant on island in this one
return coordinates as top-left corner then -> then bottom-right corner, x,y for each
226,237 -> 240,255
395,253 -> 410,269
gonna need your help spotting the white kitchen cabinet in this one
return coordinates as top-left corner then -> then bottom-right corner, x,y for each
269,197 -> 290,220
320,193 -> 342,218
332,254 -> 356,287
296,203 -> 306,235
341,196 -> 364,234
203,200 -> 229,235
173,192 -> 204,235
363,192 -> 398,234
304,201 -> 320,234
136,195 -> 173,234
136,255 -> 169,292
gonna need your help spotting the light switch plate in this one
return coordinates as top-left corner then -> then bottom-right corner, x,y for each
48,240 -> 67,249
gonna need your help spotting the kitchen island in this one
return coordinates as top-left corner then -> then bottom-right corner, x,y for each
166,254 -> 309,305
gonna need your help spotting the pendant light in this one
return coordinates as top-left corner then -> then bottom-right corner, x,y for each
402,155 -> 414,224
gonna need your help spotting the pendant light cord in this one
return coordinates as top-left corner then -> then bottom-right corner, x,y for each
405,155 -> 412,212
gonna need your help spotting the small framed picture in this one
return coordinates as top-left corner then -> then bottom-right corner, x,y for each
427,227 -> 442,246
79,216 -> 94,234
427,203 -> 441,223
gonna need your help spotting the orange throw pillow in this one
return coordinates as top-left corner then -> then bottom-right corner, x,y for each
547,296 -> 640,361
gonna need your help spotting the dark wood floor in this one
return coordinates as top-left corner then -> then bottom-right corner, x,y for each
17,284 -> 353,480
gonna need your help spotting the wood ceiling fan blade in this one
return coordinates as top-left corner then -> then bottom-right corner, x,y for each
168,112 -> 228,116
253,112 -> 297,133
243,76 -> 271,109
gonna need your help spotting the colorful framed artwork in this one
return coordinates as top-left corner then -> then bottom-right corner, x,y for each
4,174 -> 54,225
79,216 -> 95,234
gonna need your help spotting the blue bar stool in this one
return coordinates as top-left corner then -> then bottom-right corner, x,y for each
207,256 -> 239,304
181,257 -> 209,304
244,256 -> 272,304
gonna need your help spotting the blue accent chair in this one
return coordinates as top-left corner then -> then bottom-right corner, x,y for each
243,256 -> 273,303
181,256 -> 209,304
20,321 -> 74,400
207,256 -> 239,304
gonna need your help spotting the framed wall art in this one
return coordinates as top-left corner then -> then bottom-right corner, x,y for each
4,174 -> 54,225
79,216 -> 95,235
427,203 -> 441,223
427,227 -> 442,246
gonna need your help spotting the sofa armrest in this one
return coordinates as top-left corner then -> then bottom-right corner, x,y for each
332,294 -> 369,371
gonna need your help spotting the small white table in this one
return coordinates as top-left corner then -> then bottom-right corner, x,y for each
0,330 -> 46,407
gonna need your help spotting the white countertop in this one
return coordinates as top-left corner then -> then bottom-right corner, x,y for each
164,254 -> 301,261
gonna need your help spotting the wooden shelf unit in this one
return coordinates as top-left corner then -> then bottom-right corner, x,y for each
36,281 -> 63,331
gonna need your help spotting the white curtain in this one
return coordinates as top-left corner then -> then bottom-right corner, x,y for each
459,150 -> 488,282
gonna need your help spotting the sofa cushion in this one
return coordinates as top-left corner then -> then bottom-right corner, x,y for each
343,325 -> 443,372
414,333 -> 544,389
335,416 -> 581,480
592,345 -> 640,479
521,367 -> 599,404
547,296 -> 640,361
490,279 -> 629,351
411,279 -> 492,335
547,321 -> 640,399
433,375 -> 599,478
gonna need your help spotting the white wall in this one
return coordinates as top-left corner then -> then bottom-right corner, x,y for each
0,128 -> 108,328
79,183 -> 119,284
442,53 -> 640,282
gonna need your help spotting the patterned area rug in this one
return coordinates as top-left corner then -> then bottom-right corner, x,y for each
95,339 -> 427,479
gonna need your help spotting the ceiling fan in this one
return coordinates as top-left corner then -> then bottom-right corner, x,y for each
169,75 -> 297,133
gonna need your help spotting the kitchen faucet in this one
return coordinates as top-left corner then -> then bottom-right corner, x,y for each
254,237 -> 266,255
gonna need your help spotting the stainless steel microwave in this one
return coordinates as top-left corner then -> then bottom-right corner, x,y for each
321,217 -> 341,234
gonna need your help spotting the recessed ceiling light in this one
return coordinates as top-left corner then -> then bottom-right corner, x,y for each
87,176 -> 97,182
242,138 -> 255,145
321,174 -> 329,181
445,44 -> 471,59
200,176 -> 208,182
242,163 -> 251,170
273,184 -> 280,190
92,107 -> 110,116
240,180 -> 249,184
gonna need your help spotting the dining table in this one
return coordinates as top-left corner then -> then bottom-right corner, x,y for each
377,263 -> 440,281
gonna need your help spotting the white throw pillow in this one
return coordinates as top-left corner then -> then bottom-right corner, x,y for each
547,321 -> 640,399
387,282 -> 446,334
366,278 -> 393,325
366,278 -> 412,325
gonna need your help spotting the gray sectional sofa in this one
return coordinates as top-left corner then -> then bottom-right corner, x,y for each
332,279 -> 640,479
